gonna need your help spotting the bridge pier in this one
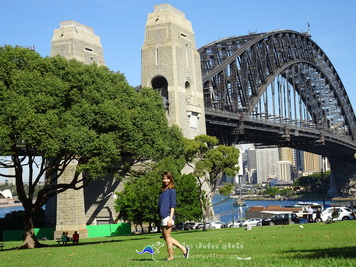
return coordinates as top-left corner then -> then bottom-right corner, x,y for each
53,161 -> 88,239
328,156 -> 356,197
47,161 -> 121,238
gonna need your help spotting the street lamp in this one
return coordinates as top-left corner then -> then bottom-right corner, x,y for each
321,156 -> 326,209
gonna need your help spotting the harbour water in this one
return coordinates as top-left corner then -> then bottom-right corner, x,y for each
0,195 -> 334,222
212,194 -> 333,223
0,206 -> 23,218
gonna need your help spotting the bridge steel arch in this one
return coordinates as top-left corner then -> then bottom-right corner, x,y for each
198,30 -> 356,194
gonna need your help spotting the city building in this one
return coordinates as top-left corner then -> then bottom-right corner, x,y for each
246,148 -> 279,184
278,160 -> 293,183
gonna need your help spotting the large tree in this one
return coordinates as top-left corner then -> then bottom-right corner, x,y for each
174,173 -> 203,224
293,171 -> 330,195
183,135 -> 240,226
0,45 -> 183,248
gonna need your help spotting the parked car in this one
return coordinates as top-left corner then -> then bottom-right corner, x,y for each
225,220 -> 242,228
320,207 -> 354,221
195,223 -> 204,229
239,218 -> 262,227
221,221 -> 238,228
221,222 -> 230,228
208,221 -> 225,229
184,222 -> 198,230
260,213 -> 299,226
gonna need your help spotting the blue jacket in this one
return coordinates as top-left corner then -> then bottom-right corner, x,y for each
158,188 -> 176,219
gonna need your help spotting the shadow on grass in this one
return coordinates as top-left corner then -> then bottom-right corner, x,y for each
171,230 -> 205,235
3,236 -> 151,251
52,236 -> 152,247
284,246 -> 356,259
132,259 -> 156,262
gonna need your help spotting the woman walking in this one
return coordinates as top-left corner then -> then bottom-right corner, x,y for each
158,171 -> 189,261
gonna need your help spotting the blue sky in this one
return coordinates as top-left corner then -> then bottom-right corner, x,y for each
1,0 -> 355,108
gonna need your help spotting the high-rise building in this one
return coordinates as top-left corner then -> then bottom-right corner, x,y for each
278,161 -> 292,182
246,148 -> 279,184
294,149 -> 304,174
235,144 -> 254,184
246,149 -> 257,170
279,147 -> 295,164
303,151 -> 322,173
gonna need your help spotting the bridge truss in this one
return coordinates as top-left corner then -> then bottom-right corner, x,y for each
198,30 -> 356,159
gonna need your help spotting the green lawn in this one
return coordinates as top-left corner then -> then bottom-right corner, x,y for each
1,220 -> 356,266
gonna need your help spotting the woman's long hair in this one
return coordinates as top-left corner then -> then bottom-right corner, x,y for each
161,171 -> 175,191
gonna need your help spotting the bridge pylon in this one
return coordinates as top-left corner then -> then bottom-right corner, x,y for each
141,4 -> 206,138
47,21 -> 117,236
51,20 -> 105,66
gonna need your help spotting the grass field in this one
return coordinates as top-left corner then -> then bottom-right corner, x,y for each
1,220 -> 356,266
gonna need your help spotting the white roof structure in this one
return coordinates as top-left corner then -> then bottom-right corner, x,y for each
0,189 -> 13,199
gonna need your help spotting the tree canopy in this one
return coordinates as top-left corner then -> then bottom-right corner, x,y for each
262,187 -> 280,198
293,171 -> 330,195
0,45 -> 184,248
218,183 -> 235,196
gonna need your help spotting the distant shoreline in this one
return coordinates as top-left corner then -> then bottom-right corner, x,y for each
0,200 -> 22,208
0,203 -> 22,208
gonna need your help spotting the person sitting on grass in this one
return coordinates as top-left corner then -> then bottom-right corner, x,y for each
61,232 -> 67,244
72,231 -> 79,245
331,208 -> 339,222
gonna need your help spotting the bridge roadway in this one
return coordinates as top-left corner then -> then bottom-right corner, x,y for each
205,108 -> 356,194
205,109 -> 356,159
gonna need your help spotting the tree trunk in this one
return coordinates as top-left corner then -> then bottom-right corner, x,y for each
18,209 -> 42,249
202,192 -> 214,231
155,220 -> 161,233
148,222 -> 152,233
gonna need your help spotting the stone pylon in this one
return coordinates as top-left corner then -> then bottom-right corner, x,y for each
141,4 -> 211,216
141,4 -> 206,139
48,20 -> 111,237
51,20 -> 105,66
54,160 -> 88,238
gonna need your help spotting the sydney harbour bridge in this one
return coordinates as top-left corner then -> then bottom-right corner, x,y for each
198,30 -> 356,192
44,5 -> 356,235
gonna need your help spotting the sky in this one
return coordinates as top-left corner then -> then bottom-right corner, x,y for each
0,0 -> 355,184
1,0 -> 355,108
